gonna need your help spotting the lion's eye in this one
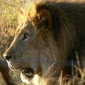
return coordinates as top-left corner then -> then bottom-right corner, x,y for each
22,32 -> 30,41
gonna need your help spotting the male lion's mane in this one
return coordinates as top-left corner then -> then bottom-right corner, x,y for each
24,2 -> 78,84
18,1 -> 78,74
26,2 -> 77,69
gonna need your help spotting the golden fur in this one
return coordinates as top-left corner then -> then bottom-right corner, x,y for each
3,2 -> 85,85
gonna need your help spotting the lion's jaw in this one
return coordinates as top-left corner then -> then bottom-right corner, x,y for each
7,61 -> 42,85
20,73 -> 40,85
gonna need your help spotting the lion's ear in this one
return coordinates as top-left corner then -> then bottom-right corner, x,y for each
33,9 -> 52,28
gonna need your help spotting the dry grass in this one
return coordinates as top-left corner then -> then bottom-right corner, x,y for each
40,59 -> 85,85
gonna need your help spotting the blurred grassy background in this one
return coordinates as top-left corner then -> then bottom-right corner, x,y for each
0,0 -> 24,84
0,0 -> 18,57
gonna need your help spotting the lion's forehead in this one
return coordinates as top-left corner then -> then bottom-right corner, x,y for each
16,21 -> 34,35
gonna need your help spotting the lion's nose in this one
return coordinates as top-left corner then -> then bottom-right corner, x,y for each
3,53 -> 12,61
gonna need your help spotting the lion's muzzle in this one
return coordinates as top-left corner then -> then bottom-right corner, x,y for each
3,53 -> 12,61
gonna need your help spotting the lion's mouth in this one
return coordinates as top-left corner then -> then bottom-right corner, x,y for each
21,67 -> 34,79
10,65 -> 35,78
20,68 -> 42,85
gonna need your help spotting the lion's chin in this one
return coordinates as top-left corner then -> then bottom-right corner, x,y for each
20,72 -> 41,85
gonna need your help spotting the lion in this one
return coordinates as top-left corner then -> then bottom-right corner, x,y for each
3,2 -> 85,85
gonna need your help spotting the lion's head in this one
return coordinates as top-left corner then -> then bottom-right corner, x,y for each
3,2 -> 76,85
